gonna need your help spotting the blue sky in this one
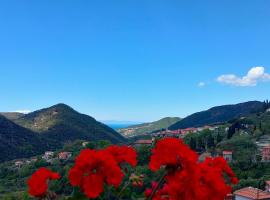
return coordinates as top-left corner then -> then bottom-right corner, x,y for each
0,1 -> 270,122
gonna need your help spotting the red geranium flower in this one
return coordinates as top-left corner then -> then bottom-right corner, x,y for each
105,145 -> 137,167
147,138 -> 238,200
69,148 -> 125,199
27,167 -> 60,197
149,137 -> 198,172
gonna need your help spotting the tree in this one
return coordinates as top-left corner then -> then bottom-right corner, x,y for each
189,137 -> 197,150
216,132 -> 223,144
206,134 -> 215,149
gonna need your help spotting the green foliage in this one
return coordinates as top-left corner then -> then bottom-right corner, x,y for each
184,128 -> 227,152
231,162 -> 270,190
263,100 -> 270,111
97,140 -> 111,149
136,145 -> 152,166
0,116 -> 48,162
218,134 -> 257,162
118,117 -> 181,137
2,192 -> 33,200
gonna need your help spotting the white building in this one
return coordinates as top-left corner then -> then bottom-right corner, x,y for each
42,151 -> 54,161
82,141 -> 89,147
15,161 -> 24,168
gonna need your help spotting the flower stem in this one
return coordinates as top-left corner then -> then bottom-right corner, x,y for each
117,180 -> 130,200
148,172 -> 167,200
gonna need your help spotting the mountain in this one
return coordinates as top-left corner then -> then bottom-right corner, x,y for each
0,115 -> 48,162
0,104 -> 126,162
0,112 -> 24,120
118,117 -> 181,137
169,101 -> 264,130
14,103 -> 126,144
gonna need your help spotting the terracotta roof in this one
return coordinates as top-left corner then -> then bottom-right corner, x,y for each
234,187 -> 270,199
184,128 -> 197,131
134,139 -> 152,145
263,145 -> 270,149
223,151 -> 233,155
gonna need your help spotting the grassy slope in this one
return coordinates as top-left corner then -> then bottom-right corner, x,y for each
118,117 -> 181,137
15,103 -> 126,144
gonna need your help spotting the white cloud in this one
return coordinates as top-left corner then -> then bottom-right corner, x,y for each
217,66 -> 270,87
198,82 -> 206,87
12,110 -> 31,114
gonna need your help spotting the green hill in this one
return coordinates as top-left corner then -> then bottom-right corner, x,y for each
15,103 -> 126,144
0,112 -> 24,120
169,101 -> 263,130
0,104 -> 126,162
118,117 -> 181,137
0,115 -> 49,162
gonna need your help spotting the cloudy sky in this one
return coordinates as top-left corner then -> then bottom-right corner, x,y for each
0,1 -> 270,121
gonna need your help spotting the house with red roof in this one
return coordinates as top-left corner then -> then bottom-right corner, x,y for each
58,152 -> 72,160
133,139 -> 153,147
180,127 -> 198,136
223,150 -> 233,162
265,180 -> 270,193
262,145 -> 270,162
234,187 -> 270,200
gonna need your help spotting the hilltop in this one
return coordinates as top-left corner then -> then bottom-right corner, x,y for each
14,103 -> 126,144
0,104 -> 125,161
169,101 -> 263,130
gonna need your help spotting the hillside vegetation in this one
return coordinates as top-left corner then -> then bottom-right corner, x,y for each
118,117 -> 181,137
169,101 -> 263,130
0,104 -> 125,162
0,116 -> 49,162
0,112 -> 24,120
15,104 -> 125,144
183,105 -> 270,191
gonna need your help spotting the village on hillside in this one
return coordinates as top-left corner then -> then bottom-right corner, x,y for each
132,122 -> 270,200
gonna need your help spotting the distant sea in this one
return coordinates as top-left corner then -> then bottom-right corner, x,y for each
106,124 -> 136,130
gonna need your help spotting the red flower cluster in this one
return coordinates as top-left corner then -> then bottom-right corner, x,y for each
148,138 -> 238,200
69,146 -> 137,199
27,141 -> 238,200
149,137 -> 198,172
27,167 -> 60,197
105,145 -> 137,167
